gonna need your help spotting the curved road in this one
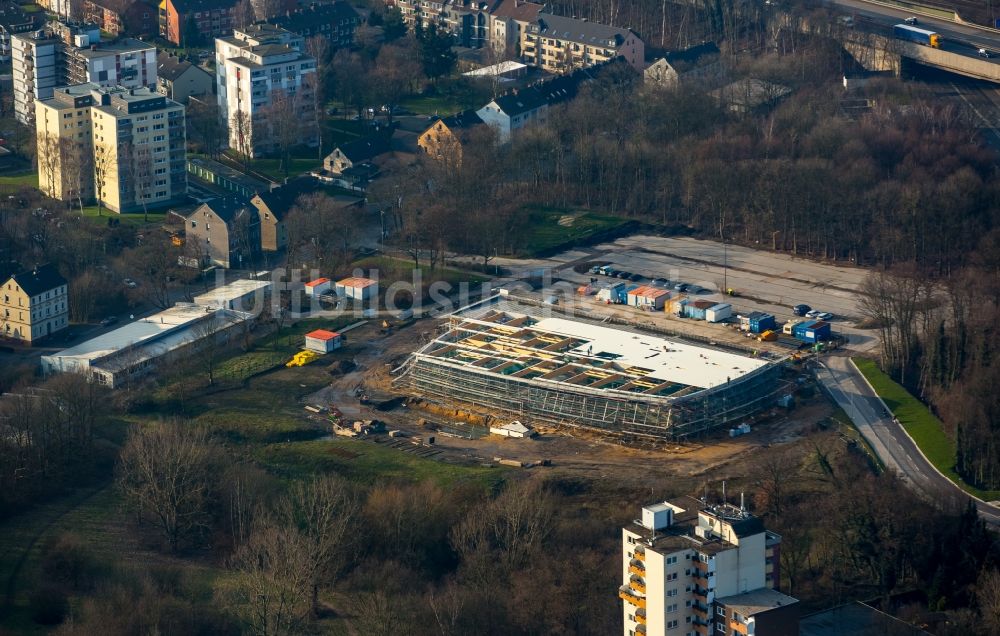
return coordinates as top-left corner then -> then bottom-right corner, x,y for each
815,355 -> 1000,526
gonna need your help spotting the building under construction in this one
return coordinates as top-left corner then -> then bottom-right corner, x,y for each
398,298 -> 788,441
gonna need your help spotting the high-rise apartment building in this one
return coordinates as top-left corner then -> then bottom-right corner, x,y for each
620,497 -> 799,636
36,83 -> 186,213
215,24 -> 317,158
12,22 -> 156,125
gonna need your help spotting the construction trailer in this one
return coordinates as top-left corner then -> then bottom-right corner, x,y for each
398,299 -> 788,441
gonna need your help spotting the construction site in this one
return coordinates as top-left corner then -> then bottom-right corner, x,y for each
396,298 -> 791,441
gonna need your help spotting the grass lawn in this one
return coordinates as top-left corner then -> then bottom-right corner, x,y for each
351,254 -> 489,289
853,357 -> 1000,500
0,172 -> 38,189
250,156 -> 322,181
399,94 -> 467,116
255,438 -> 504,487
518,207 -> 630,257
77,205 -> 167,226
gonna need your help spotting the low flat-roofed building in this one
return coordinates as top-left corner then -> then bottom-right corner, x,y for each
800,602 -> 929,636
191,278 -> 271,310
716,588 -> 800,636
336,277 -> 377,301
41,303 -> 252,387
304,328 -> 341,353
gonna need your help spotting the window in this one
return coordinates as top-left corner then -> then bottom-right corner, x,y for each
667,620 -> 678,629
716,606 -> 726,616
667,573 -> 678,581
667,556 -> 678,564
666,589 -> 678,597
667,603 -> 678,612
191,221 -> 197,228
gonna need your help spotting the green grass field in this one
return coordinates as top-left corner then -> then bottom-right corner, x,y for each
255,438 -> 504,486
853,357 -> 1000,500
351,255 -> 489,288
0,172 -> 38,189
77,205 -> 168,226
518,207 -> 630,257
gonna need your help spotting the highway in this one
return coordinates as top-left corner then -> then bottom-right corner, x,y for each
815,355 -> 1000,526
827,0 -> 1000,58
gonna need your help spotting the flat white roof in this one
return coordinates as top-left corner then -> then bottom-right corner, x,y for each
44,304 -> 217,364
463,61 -> 527,76
191,279 -> 271,308
532,317 -> 768,389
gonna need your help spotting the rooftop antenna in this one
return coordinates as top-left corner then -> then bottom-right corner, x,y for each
722,480 -> 726,506
740,492 -> 745,513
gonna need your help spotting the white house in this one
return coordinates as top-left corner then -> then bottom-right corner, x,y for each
304,328 -> 342,353
335,277 -> 377,301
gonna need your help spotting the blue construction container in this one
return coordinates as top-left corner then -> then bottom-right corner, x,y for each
793,320 -> 831,343
748,312 -> 776,334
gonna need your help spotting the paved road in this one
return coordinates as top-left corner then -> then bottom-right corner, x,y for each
828,0 -> 1000,53
815,355 -> 1000,526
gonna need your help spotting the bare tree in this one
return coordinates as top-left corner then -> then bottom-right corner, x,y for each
305,36 -> 330,160
261,90 -> 301,178
116,420 -> 218,552
92,142 -> 116,216
979,568 -> 1000,634
233,0 -> 255,29
224,521 -> 315,636
231,109 -> 254,172
190,312 -> 232,387
37,133 -> 62,201
274,475 -> 358,615
61,137 -> 92,214
251,0 -> 283,21
126,142 -> 155,221
188,99 -> 225,159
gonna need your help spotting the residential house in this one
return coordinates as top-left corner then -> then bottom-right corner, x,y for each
1,264 -> 69,343
36,83 -> 187,213
159,0 -> 240,46
184,197 -> 262,268
323,137 -> 391,175
82,0 -> 157,36
521,13 -> 644,73
644,42 -> 722,90
417,109 -> 485,165
0,1 -> 42,63
488,0 -> 542,56
268,1 -> 361,48
215,24 -> 318,157
250,177 -> 322,251
12,23 -> 157,125
157,51 -> 214,102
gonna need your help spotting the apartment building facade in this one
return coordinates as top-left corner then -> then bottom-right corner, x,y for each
215,24 -> 317,157
82,0 -> 157,37
1,264 -> 69,343
0,1 -> 42,63
36,83 -> 186,213
159,0 -> 240,46
620,498 -> 798,636
12,23 -> 157,125
390,0 -> 490,48
521,13 -> 644,73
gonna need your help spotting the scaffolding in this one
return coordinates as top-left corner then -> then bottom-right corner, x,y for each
398,301 -> 789,441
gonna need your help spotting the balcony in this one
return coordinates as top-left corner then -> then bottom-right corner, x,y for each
618,586 -> 646,609
635,609 -> 646,625
730,620 -> 748,634
628,564 -> 645,577
633,547 -> 645,562
629,576 -> 646,594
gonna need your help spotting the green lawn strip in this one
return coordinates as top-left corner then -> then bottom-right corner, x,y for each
852,357 -> 1000,500
254,438 -> 504,487
0,172 -> 38,188
76,205 -> 167,226
351,255 -> 489,288
399,95 -> 464,116
518,207 -> 629,257
249,157 -> 321,181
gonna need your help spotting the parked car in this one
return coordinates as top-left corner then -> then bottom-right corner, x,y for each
124,278 -> 137,288
608,269 -> 622,278
674,282 -> 690,292
687,285 -> 704,294
650,279 -> 667,287
628,273 -> 642,282
589,265 -> 602,274
980,48 -> 991,58
100,316 -> 119,327
904,16 -> 918,24
793,304 -> 811,317
616,271 -> 632,279
816,312 -> 834,320
806,309 -> 821,318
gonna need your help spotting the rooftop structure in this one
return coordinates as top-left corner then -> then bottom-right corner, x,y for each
190,278 -> 271,310
400,298 -> 786,440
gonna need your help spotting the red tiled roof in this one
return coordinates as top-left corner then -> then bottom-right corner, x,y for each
305,329 -> 340,340
337,277 -> 377,288
304,277 -> 331,287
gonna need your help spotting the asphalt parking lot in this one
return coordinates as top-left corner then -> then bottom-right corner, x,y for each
485,235 -> 877,351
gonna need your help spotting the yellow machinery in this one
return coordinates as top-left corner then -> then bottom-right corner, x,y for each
757,330 -> 778,342
286,350 -> 320,367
